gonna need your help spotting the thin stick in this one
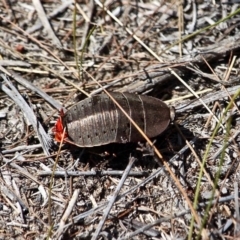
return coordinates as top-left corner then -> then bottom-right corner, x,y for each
91,157 -> 136,240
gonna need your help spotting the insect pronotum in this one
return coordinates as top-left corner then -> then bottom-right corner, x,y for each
54,92 -> 175,147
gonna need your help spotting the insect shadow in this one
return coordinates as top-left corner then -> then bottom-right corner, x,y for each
55,123 -> 191,170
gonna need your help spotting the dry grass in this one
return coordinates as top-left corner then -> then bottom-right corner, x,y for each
0,0 -> 240,239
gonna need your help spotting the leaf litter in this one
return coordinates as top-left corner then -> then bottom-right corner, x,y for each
0,0 -> 240,239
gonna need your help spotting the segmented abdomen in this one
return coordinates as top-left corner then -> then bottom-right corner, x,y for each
63,92 -> 171,147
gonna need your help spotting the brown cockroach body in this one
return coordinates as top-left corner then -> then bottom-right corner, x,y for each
54,92 -> 174,147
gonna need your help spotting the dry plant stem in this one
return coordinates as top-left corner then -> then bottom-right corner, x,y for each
1,191 -> 19,213
200,54 -> 236,83
122,219 -> 160,237
174,124 -> 215,188
0,182 -> 28,212
1,144 -> 42,154
2,156 -> 42,185
48,127 -> 66,228
172,70 -> 225,130
211,129 -> 240,160
188,0 -> 197,32
27,1 -> 73,34
204,102 -> 218,129
178,0 -> 184,57
91,157 -> 136,240
218,57 -> 240,112
175,85 -> 240,112
225,50 -> 234,77
89,194 -> 97,208
206,129 -> 240,226
186,66 -> 229,85
54,189 -> 80,238
234,182 -> 240,236
77,0 -> 94,50
0,67 -> 62,110
161,7 -> 240,55
165,89 -> 212,104
90,1 -> 163,79
72,1 -> 81,81
1,75 -> 51,155
38,170 -> 148,177
190,90 -> 240,239
32,0 -> 62,47
224,55 -> 236,81
90,77 -> 129,96
119,211 -> 189,240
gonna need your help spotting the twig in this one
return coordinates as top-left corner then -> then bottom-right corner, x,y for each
32,0 -> 62,47
91,157 -> 136,240
234,181 -> 240,236
2,154 -> 43,185
38,170 -> 148,177
26,1 -> 73,34
119,211 -> 189,240
175,85 -> 240,113
54,189 -> 80,238
0,75 -> 51,155
6,69 -> 62,111
2,144 -> 42,154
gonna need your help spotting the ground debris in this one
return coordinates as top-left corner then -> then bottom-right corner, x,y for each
0,1 -> 240,239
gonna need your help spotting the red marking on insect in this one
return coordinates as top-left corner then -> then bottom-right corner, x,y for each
53,109 -> 68,143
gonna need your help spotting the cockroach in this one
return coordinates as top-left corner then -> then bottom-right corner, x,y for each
54,92 -> 174,147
